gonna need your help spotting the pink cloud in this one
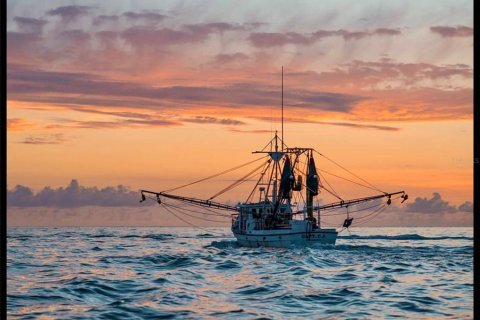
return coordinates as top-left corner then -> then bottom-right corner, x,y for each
430,25 -> 473,37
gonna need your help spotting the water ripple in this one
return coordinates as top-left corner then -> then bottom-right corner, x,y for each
7,227 -> 473,319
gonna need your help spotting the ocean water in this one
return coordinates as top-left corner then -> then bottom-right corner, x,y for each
7,227 -> 473,319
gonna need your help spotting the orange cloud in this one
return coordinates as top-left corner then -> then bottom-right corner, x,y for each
7,118 -> 37,132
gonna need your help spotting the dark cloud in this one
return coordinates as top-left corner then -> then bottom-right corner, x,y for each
59,29 -> 91,43
215,52 -> 249,64
317,121 -> 399,131
48,108 -> 242,128
458,201 -> 473,212
8,64 -> 365,114
122,11 -> 167,22
249,32 -> 312,47
46,118 -> 181,130
430,25 -> 473,37
181,116 -> 246,125
249,28 -> 402,47
121,22 -> 245,48
20,133 -> 67,145
406,192 -> 457,213
7,31 -> 42,63
121,27 -> 208,47
373,28 -> 402,36
7,180 -> 148,207
252,116 -> 400,131
183,22 -> 247,33
46,5 -> 94,22
68,107 -> 153,120
289,59 -> 472,89
229,128 -> 272,134
13,16 -> 48,33
92,14 -> 119,25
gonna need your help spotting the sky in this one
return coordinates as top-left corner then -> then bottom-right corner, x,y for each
6,0 -> 473,227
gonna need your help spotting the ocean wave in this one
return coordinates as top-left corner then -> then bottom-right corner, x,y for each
338,234 -> 473,241
7,227 -> 473,319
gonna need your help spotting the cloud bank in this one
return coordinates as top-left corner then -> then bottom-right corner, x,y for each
406,192 -> 471,214
7,181 -> 473,218
7,180 -> 148,207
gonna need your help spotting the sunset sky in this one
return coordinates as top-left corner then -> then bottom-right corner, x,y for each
7,0 -> 473,226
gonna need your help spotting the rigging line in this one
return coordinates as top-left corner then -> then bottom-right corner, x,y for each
146,192 -> 233,215
260,135 -> 276,152
264,154 -> 276,200
319,185 -> 344,201
295,163 -> 343,201
162,203 -> 230,223
317,168 -> 383,193
161,199 -> 231,217
296,158 -> 343,200
162,204 -> 226,235
322,202 -> 385,217
353,205 -> 389,227
188,201 -> 235,215
353,203 -> 387,221
319,195 -> 403,217
317,170 -> 342,200
317,220 -> 337,227
209,160 -> 268,200
298,185 -> 306,211
246,159 -> 273,203
162,155 -> 269,193
313,149 -> 385,193
353,204 -> 390,228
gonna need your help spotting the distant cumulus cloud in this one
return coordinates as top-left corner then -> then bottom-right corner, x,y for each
47,5 -> 94,22
406,192 -> 458,213
430,25 -> 473,37
458,201 -> 473,212
13,16 -> 48,33
7,180 -> 148,207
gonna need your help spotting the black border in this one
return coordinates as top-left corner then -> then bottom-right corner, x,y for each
1,0 -> 8,317
0,1 -> 476,318
473,0 -> 478,316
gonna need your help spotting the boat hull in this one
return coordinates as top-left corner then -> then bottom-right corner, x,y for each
232,229 -> 338,248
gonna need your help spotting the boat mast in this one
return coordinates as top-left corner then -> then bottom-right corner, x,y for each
273,131 -> 278,204
281,66 -> 284,151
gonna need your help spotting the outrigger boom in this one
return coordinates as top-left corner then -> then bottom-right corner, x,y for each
292,191 -> 406,214
140,189 -> 406,215
140,190 -> 238,212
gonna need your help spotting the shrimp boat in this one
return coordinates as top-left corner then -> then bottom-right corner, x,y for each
140,69 -> 408,248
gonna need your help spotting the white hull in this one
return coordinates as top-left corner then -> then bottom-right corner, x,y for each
233,229 -> 337,248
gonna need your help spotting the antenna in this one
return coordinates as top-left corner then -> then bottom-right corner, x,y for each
281,66 -> 284,150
